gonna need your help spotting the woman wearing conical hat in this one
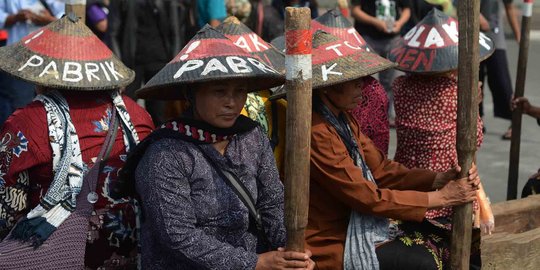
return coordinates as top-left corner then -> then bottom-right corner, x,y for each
389,9 -> 495,268
217,16 -> 289,179
124,25 -> 314,269
313,8 -> 391,155
0,14 -> 154,268
164,16 -> 290,180
270,9 -> 392,155
306,30 -> 480,270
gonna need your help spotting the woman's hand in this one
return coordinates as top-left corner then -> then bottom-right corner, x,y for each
428,178 -> 478,208
429,164 -> 480,208
432,164 -> 479,190
256,248 -> 314,270
441,177 -> 478,206
429,175 -> 479,209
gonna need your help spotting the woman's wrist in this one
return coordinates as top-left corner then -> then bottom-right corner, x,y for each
427,191 -> 444,209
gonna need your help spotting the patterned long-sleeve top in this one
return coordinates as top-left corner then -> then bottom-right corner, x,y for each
393,74 -> 483,219
0,91 -> 154,268
350,76 -> 390,155
135,126 -> 286,270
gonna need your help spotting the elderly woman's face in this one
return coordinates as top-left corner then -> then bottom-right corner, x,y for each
193,80 -> 249,128
324,78 -> 364,111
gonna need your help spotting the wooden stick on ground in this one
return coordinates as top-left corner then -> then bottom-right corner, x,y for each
451,0 -> 480,269
507,0 -> 534,201
284,7 -> 312,252
65,0 -> 86,21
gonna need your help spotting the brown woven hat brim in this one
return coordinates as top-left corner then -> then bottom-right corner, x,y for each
0,45 -> 134,90
388,9 -> 495,74
137,25 -> 284,100
268,85 -> 286,101
312,31 -> 396,90
0,15 -> 134,90
137,76 -> 284,100
312,52 -> 396,89
268,52 -> 395,95
136,56 -> 285,100
248,50 -> 285,74
389,37 -> 495,74
270,36 -> 285,54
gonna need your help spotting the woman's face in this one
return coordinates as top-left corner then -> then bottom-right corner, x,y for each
323,78 -> 364,111
193,80 -> 249,128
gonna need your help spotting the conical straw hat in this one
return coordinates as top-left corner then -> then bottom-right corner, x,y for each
216,16 -> 286,99
312,8 -> 374,52
388,8 -> 495,73
312,31 -> 395,90
0,14 -> 134,90
270,35 -> 285,53
136,25 -> 285,100
216,16 -> 285,73
270,9 -> 375,54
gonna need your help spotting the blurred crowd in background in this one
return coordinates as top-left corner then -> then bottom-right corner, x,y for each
0,0 -> 520,135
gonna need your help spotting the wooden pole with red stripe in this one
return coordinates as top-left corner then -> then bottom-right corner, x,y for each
65,0 -> 86,21
507,0 -> 534,200
337,0 -> 350,18
451,0 -> 479,269
284,7 -> 312,252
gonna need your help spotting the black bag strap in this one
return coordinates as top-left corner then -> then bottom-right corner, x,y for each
196,145 -> 270,247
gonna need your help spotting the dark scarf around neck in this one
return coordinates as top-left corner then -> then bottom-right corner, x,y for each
113,115 -> 258,199
160,115 -> 259,144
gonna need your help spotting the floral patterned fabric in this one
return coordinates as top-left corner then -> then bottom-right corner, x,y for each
350,76 -> 390,155
243,92 -> 269,135
0,91 -> 154,269
392,74 -> 483,268
390,219 -> 449,270
241,90 -> 288,179
386,218 -> 481,270
393,74 -> 483,220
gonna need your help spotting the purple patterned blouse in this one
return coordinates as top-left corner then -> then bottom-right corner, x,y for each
135,126 -> 286,269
